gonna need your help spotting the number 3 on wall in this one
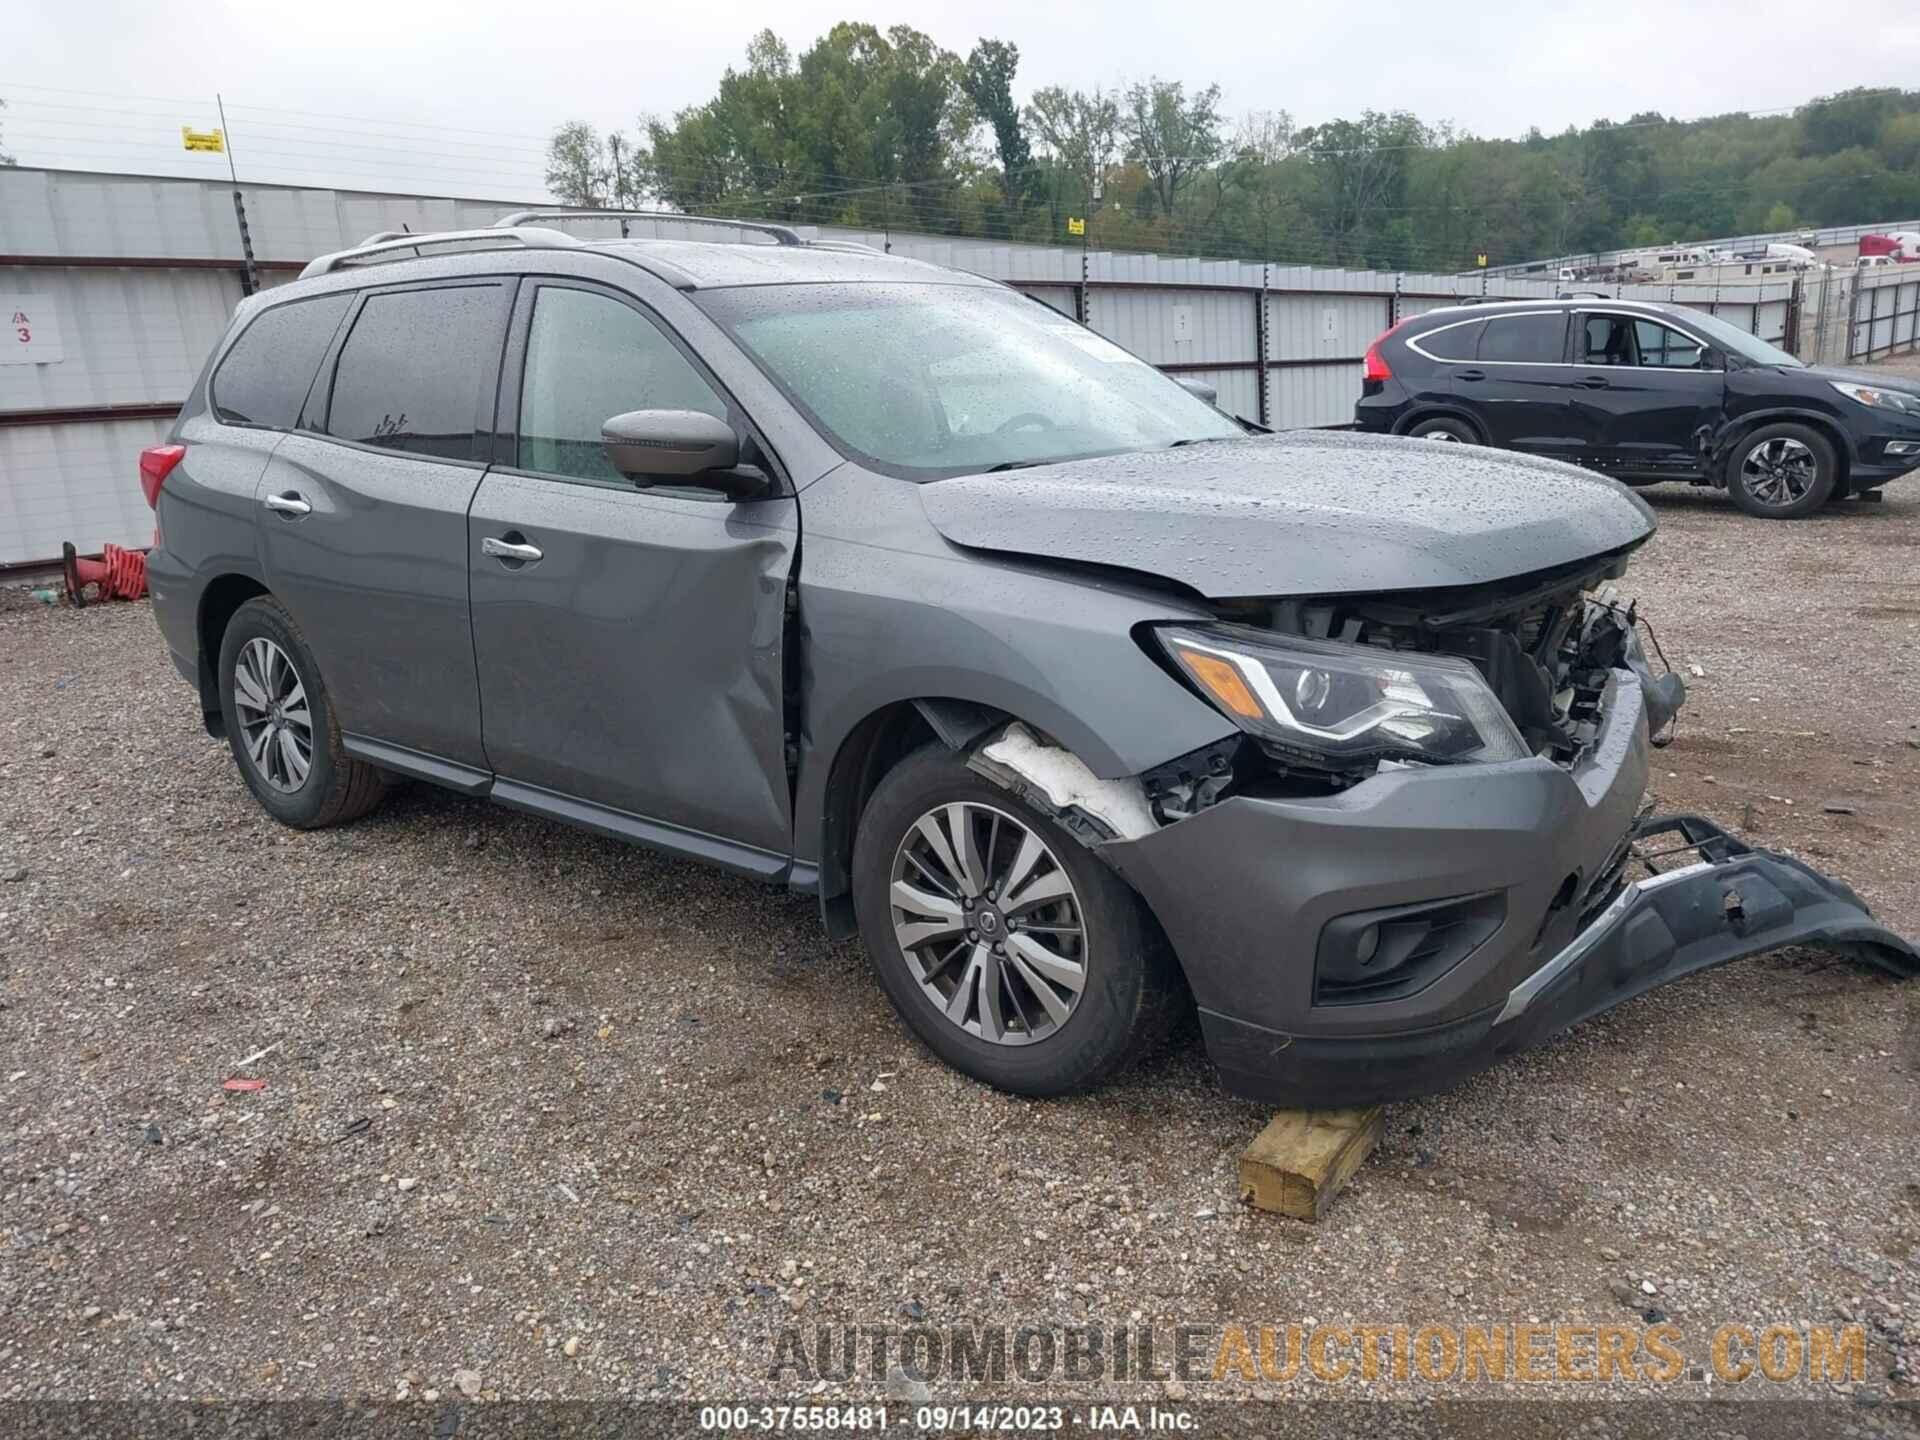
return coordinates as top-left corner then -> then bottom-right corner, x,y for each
15,326 -> 29,343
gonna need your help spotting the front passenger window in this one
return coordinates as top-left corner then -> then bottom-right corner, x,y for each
518,287 -> 727,484
1633,320 -> 1709,370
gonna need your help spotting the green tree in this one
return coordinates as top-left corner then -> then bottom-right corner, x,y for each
1119,79 -> 1223,219
1881,112 -> 1920,172
551,53 -> 1920,270
1800,87 -> 1900,156
1025,85 -> 1120,225
1298,110 -> 1430,265
544,122 -> 641,207
636,23 -> 975,232
961,39 -> 1032,209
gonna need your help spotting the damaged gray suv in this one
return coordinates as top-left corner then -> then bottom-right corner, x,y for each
145,214 -> 1917,1104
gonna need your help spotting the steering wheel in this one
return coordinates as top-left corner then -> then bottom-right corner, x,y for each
995,412 -> 1057,434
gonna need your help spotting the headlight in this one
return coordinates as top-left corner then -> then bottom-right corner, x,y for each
1153,624 -> 1529,766
1830,380 -> 1920,417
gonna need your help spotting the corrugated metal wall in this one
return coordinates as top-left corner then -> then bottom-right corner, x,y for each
1850,268 -> 1920,363
0,167 -> 1800,567
2,416 -> 173,568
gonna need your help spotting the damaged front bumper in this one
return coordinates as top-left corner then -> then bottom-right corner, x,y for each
1093,672 -> 1917,1106
1188,815 -> 1916,1107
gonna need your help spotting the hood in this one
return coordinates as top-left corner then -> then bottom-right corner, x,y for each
1803,364 -> 1920,396
919,431 -> 1654,599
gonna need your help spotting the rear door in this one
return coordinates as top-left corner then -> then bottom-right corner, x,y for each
1451,311 -> 1580,458
466,278 -> 798,870
1570,311 -> 1726,478
1400,315 -> 1483,419
256,279 -> 512,770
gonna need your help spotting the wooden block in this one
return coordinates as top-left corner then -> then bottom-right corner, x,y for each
1238,1106 -> 1384,1222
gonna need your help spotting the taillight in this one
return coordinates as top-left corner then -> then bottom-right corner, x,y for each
1363,320 -> 1408,383
139,444 -> 186,509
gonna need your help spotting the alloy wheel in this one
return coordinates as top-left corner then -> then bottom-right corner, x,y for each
888,802 -> 1088,1046
232,637 -> 313,793
1421,430 -> 1461,442
1740,436 -> 1817,508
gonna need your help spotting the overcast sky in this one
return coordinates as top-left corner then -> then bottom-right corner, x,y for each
6,0 -> 1918,200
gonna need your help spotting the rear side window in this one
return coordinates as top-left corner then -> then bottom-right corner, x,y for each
1581,316 -> 1634,366
1479,314 -> 1565,364
325,287 -> 498,460
1413,320 -> 1483,361
211,294 -> 351,429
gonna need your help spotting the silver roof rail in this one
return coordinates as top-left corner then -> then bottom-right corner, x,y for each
298,226 -> 582,280
493,209 -> 807,247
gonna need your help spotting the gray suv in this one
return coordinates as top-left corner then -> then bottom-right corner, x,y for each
144,214 -> 1915,1104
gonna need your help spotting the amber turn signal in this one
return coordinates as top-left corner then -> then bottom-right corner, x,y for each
1171,645 -> 1266,721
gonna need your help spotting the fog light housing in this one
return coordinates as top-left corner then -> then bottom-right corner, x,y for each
1353,923 -> 1380,967
1886,440 -> 1920,457
1314,891 -> 1508,1005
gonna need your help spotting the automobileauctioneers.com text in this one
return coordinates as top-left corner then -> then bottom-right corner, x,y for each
770,1320 -> 1867,1387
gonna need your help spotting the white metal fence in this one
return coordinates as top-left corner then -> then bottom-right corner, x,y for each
1850,266 -> 1920,364
0,166 -> 1797,567
1483,217 -> 1920,280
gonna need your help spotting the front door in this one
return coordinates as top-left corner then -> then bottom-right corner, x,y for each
1451,310 -> 1581,460
1571,312 -> 1726,478
255,279 -> 512,769
467,279 -> 798,871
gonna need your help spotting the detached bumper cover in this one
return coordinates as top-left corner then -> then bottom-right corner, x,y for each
1200,814 -> 1917,1106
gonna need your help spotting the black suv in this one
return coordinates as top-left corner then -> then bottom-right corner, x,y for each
1354,299 -> 1920,518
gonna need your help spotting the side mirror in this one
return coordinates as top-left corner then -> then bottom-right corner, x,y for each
1174,377 -> 1218,406
602,409 -> 772,499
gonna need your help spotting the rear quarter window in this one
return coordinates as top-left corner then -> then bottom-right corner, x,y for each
1411,320 -> 1483,361
210,293 -> 352,429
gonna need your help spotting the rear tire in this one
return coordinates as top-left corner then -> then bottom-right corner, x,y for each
217,596 -> 386,829
851,745 -> 1181,1096
1727,423 -> 1837,519
1406,417 -> 1479,444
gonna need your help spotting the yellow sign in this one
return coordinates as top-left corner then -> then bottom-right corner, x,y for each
181,127 -> 225,154
1475,252 -> 1489,268
1067,216 -> 1086,237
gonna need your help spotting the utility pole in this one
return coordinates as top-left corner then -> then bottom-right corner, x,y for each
217,94 -> 258,298
607,134 -> 626,210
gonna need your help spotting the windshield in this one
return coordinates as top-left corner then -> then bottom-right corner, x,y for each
694,282 -> 1244,478
1678,310 -> 1804,369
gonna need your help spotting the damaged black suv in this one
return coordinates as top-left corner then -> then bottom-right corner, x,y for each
146,216 -> 1917,1107
1355,298 -> 1920,518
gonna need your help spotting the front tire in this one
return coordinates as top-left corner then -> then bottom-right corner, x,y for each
851,745 -> 1181,1096
1727,423 -> 1837,519
1406,416 -> 1479,444
217,596 -> 386,829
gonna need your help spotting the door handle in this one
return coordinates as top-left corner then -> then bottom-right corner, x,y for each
263,492 -> 311,517
481,535 -> 543,564
1455,368 -> 1486,382
1578,375 -> 1611,389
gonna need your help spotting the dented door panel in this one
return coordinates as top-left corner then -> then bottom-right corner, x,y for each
468,470 -> 798,857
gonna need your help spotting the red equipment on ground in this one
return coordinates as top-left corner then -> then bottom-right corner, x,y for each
61,541 -> 149,606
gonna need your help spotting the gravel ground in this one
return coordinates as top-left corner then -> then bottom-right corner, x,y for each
2,408 -> 1919,1416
